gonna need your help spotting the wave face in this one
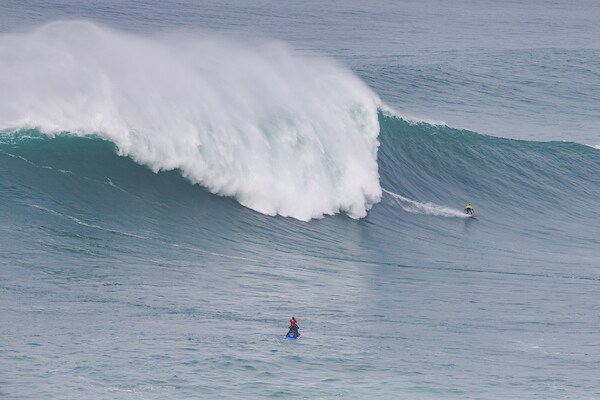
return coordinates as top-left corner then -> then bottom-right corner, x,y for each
378,115 -> 600,217
0,21 -> 382,220
4,115 -> 600,248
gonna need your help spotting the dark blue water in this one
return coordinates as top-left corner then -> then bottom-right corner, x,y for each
1,1 -> 600,399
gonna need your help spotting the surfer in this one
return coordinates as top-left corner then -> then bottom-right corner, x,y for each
464,203 -> 474,215
287,317 -> 300,337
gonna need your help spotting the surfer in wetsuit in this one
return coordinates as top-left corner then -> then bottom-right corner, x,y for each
464,203 -> 474,215
287,317 -> 300,336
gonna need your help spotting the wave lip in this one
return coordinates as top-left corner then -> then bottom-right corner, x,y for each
0,21 -> 382,221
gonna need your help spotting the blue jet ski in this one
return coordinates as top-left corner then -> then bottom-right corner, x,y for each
285,332 -> 300,339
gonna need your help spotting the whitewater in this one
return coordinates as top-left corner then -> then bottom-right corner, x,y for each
2,1 -> 600,399
0,21 -> 382,221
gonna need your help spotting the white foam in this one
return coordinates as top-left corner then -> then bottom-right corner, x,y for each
0,21 -> 383,221
383,189 -> 469,218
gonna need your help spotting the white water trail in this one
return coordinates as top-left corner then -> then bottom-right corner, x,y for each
383,189 -> 469,218
0,21 -> 382,221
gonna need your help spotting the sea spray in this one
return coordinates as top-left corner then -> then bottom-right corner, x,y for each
0,21 -> 382,221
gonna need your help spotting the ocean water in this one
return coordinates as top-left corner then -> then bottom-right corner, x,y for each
1,1 -> 599,399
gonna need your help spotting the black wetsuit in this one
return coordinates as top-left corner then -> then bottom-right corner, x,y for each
287,324 -> 300,336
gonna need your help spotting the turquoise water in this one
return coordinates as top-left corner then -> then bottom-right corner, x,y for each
1,1 -> 600,399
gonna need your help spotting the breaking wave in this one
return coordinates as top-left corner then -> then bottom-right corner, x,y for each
0,21 -> 382,221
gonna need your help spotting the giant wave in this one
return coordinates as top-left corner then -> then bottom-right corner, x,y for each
2,22 -> 600,231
